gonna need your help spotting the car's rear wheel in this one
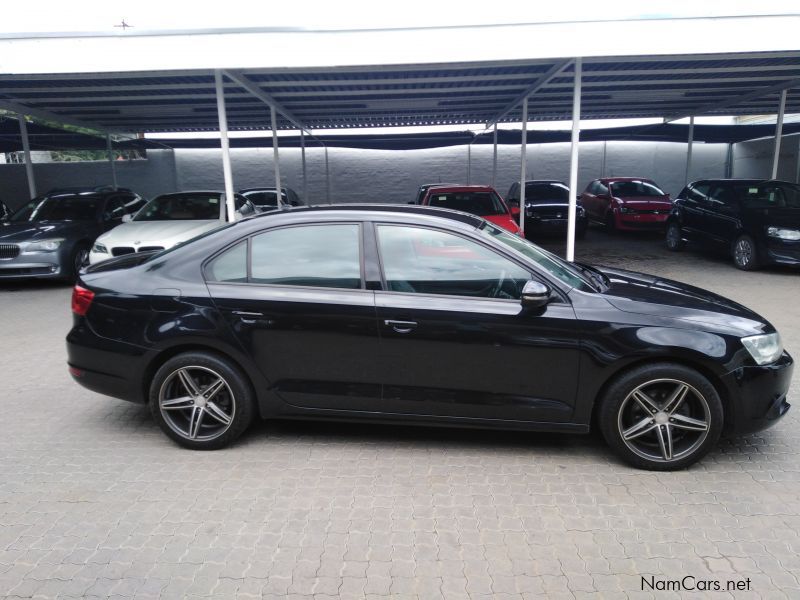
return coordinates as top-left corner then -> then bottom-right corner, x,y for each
665,222 -> 685,251
732,234 -> 759,271
149,352 -> 255,450
598,363 -> 723,470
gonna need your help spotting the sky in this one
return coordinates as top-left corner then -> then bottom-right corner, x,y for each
1,0 -> 798,34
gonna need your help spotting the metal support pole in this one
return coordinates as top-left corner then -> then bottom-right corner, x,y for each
467,143 -> 471,185
601,141 -> 607,177
270,105 -> 282,210
106,134 -> 118,190
324,146 -> 331,204
300,129 -> 308,203
771,89 -> 787,179
725,143 -> 734,179
214,70 -> 236,222
492,124 -> 498,188
518,97 -> 528,235
566,58 -> 582,263
685,116 -> 694,185
17,114 -> 36,198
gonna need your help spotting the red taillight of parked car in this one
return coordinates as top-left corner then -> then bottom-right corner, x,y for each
71,285 -> 95,316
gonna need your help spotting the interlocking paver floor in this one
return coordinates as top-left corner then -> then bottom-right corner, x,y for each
1,228 -> 798,599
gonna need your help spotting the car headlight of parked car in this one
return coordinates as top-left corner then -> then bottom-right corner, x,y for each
741,332 -> 783,365
766,226 -> 800,241
22,238 -> 64,253
618,206 -> 632,214
92,242 -> 109,254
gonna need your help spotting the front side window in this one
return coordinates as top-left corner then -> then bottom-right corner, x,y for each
426,191 -> 508,217
250,224 -> 362,289
610,180 -> 666,198
377,225 -> 530,299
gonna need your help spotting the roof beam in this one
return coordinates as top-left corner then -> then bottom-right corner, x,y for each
664,76 -> 800,122
485,59 -> 572,129
0,99 -> 120,134
221,69 -> 310,134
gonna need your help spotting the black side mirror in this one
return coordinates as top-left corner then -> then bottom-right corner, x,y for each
520,280 -> 551,309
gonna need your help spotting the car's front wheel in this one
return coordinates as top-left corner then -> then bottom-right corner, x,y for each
149,352 -> 255,450
665,222 -> 685,251
732,234 -> 760,271
598,363 -> 723,470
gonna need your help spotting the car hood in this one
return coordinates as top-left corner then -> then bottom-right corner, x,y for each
613,196 -> 672,209
484,214 -> 521,233
96,219 -> 222,247
597,266 -> 771,337
0,220 -> 85,243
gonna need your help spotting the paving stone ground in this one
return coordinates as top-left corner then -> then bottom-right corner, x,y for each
0,227 -> 798,599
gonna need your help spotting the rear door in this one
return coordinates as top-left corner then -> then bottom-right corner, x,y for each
679,182 -> 712,240
704,183 -> 741,247
206,222 -> 382,411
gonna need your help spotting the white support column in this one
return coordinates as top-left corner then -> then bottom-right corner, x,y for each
106,134 -> 118,190
518,97 -> 528,234
467,143 -> 471,184
270,105 -> 283,210
300,129 -> 308,203
685,116 -> 695,185
324,146 -> 331,204
601,141 -> 607,177
566,58 -> 582,263
492,124 -> 498,188
214,70 -> 236,222
771,89 -> 787,179
17,114 -> 37,198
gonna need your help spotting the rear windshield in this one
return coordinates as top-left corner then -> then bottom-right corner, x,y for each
135,194 -> 222,221
243,191 -> 287,207
734,183 -> 800,209
427,191 -> 508,216
525,182 -> 569,202
10,194 -> 100,222
610,180 -> 666,198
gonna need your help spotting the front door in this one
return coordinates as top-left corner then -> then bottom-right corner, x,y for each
371,223 -> 580,423
206,222 -> 382,411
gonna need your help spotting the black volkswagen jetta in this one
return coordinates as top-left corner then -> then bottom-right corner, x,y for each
66,205 -> 793,470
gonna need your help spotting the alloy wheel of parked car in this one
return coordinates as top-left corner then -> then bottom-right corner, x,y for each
149,352 -> 254,449
733,234 -> 759,271
665,223 -> 685,251
599,364 -> 723,470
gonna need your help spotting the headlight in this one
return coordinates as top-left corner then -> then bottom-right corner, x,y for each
766,226 -> 800,241
23,238 -> 64,253
618,206 -> 632,214
741,332 -> 783,365
577,206 -> 586,217
92,242 -> 108,254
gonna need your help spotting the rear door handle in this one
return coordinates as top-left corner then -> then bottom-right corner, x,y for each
384,319 -> 418,334
231,310 -> 264,324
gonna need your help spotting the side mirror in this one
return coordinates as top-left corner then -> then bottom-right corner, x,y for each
121,214 -> 132,223
520,280 -> 551,309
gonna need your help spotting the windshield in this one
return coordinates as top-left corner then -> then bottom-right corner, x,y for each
525,182 -> 569,202
610,180 -> 666,198
427,191 -> 508,216
135,193 -> 222,221
243,191 -> 286,207
479,222 -> 594,291
735,183 -> 800,209
10,194 -> 100,222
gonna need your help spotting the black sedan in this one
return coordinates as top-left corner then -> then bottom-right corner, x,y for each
67,205 -> 793,470
666,179 -> 800,270
0,188 -> 145,280
506,180 -> 588,239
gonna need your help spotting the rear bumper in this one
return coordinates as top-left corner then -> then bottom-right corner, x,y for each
720,351 -> 794,435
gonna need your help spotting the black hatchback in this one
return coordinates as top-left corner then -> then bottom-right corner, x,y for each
666,179 -> 800,270
67,205 -> 793,470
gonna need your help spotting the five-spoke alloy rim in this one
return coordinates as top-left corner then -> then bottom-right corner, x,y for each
617,378 -> 710,463
158,366 -> 236,441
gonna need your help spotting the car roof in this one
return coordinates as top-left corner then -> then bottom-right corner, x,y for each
600,177 -> 657,183
155,191 -> 225,198
688,178 -> 792,185
239,187 -> 293,193
524,180 -> 566,185
424,185 -> 497,193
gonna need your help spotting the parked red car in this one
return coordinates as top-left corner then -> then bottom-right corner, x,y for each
580,177 -> 672,232
421,185 -> 522,235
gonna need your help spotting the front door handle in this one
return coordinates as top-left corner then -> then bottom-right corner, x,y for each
384,319 -> 418,334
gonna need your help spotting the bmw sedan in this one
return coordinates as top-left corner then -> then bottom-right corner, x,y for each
67,205 -> 793,470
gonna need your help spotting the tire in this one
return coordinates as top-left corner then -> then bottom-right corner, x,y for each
732,234 -> 759,271
665,222 -> 685,251
605,212 -> 617,233
68,243 -> 90,281
149,352 -> 255,450
598,363 -> 723,471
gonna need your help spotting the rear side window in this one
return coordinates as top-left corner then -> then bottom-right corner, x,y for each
207,241 -> 247,283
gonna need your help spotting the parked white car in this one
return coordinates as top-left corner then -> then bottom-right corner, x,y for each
89,191 -> 255,265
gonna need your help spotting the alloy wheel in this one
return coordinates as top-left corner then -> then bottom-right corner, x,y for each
616,378 -> 710,463
666,224 -> 681,249
734,238 -> 753,268
158,366 -> 236,441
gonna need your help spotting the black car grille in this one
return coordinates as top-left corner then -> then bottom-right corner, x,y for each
111,247 -> 135,257
625,209 -> 667,215
0,244 -> 20,259
137,246 -> 164,253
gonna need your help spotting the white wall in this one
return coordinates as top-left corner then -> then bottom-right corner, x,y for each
1,140 -> 735,211
732,134 -> 800,181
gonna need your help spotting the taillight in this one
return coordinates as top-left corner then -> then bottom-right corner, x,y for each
71,285 -> 95,316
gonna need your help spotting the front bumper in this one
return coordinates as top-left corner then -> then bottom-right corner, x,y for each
0,252 -> 67,279
615,212 -> 670,231
525,214 -> 588,235
720,351 -> 794,435
763,239 -> 800,267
